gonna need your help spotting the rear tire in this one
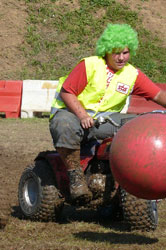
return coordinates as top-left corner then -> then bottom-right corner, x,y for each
120,188 -> 158,231
18,160 -> 64,222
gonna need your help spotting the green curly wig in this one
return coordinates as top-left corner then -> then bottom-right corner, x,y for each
96,23 -> 138,57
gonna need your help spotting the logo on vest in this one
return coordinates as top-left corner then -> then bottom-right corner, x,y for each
116,82 -> 130,95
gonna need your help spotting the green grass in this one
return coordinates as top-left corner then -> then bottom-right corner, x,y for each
19,0 -> 166,83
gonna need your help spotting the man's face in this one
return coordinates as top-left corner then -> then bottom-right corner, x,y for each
105,47 -> 130,72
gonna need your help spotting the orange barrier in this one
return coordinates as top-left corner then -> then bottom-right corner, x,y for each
0,80 -> 23,118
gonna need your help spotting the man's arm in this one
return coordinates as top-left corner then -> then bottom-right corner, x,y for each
60,61 -> 94,129
153,90 -> 166,108
60,88 -> 94,129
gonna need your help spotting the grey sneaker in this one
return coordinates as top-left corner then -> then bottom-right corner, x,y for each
67,168 -> 92,205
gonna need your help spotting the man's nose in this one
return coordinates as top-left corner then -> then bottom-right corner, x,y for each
119,53 -> 124,60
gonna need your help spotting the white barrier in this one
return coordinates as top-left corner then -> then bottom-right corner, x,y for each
21,80 -> 58,118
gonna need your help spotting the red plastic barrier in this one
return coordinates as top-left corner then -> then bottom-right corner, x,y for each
0,80 -> 23,118
127,95 -> 165,114
127,83 -> 166,114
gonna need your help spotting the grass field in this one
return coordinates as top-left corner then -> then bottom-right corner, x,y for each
0,118 -> 166,250
18,0 -> 166,83
1,0 -> 166,249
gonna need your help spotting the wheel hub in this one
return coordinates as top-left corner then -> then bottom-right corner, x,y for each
24,178 -> 39,206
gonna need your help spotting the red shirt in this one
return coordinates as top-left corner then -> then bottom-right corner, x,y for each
63,60 -> 160,100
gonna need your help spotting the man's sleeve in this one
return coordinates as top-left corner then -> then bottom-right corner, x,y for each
132,69 -> 161,99
62,60 -> 88,96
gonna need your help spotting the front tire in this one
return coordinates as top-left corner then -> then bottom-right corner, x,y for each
18,160 -> 64,222
120,188 -> 158,231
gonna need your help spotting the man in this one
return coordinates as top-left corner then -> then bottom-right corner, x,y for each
49,23 -> 166,204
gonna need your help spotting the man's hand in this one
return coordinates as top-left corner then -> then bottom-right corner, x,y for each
60,88 -> 94,128
80,116 -> 94,129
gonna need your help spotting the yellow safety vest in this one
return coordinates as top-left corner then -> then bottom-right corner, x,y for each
50,56 -> 138,118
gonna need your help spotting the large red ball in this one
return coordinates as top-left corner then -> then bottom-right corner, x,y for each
109,113 -> 166,199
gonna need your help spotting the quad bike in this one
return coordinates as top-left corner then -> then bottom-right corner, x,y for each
18,115 -> 158,231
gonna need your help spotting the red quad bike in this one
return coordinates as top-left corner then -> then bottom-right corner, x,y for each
18,114 -> 158,231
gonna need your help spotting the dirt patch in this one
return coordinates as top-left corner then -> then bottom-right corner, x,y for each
117,0 -> 166,43
0,0 -> 28,79
55,0 -> 80,10
0,119 -> 54,206
0,118 -> 166,249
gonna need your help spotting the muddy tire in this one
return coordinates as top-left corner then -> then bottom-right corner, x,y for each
18,160 -> 64,222
0,181 -> 10,229
120,188 -> 158,231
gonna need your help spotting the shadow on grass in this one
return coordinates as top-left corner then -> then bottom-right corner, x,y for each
11,204 -> 100,222
73,231 -> 158,245
56,205 -> 131,232
11,204 -> 124,230
11,204 -> 158,234
11,206 -> 24,220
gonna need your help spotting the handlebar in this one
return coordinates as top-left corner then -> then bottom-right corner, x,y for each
94,110 -> 166,129
94,115 -> 121,128
141,110 -> 166,115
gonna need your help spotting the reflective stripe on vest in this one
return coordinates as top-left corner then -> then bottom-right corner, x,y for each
50,56 -> 138,119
